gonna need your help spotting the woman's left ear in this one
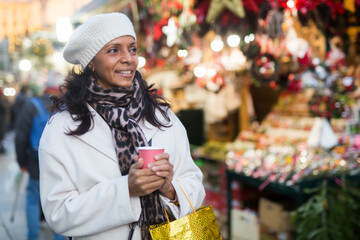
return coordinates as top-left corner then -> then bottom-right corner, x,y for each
88,62 -> 95,72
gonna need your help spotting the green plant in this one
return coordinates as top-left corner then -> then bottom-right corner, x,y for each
292,176 -> 360,240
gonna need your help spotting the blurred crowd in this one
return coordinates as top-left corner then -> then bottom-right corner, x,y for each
0,84 -> 30,153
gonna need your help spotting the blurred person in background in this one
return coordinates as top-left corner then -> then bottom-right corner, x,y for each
0,88 -> 7,153
39,12 -> 205,240
11,84 -> 31,130
15,71 -> 66,240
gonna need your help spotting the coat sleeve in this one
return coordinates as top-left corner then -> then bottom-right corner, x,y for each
39,113 -> 142,237
158,111 -> 206,219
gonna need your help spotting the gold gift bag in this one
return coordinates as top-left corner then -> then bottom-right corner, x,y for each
149,182 -> 222,240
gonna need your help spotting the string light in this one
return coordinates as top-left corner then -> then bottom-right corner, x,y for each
177,49 -> 188,58
244,33 -> 255,44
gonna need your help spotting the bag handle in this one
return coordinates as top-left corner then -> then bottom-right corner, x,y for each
163,180 -> 197,230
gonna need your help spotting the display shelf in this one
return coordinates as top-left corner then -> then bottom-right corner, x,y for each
226,169 -> 360,239
226,170 -> 303,239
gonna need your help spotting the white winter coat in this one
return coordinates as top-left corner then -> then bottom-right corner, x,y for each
39,105 -> 205,239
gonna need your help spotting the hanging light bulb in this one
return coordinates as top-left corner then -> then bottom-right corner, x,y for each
137,56 -> 146,69
211,36 -> 224,52
287,0 -> 295,8
227,34 -> 240,47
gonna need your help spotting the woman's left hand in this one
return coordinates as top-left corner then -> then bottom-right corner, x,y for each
148,152 -> 175,200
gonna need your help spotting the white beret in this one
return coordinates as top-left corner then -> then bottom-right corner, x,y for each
63,12 -> 136,69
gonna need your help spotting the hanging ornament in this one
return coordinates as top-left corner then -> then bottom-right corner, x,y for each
251,53 -> 279,85
162,16 -> 182,47
206,0 -> 245,23
179,0 -> 196,29
179,9 -> 197,28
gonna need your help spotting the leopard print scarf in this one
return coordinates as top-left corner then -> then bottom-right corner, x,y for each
86,75 -> 166,238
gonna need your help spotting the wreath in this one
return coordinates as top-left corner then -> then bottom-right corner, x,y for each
308,93 -> 352,119
251,53 -> 280,85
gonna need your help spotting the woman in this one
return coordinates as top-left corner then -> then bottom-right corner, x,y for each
39,12 -> 205,240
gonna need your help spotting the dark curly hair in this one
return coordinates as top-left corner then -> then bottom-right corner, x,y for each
51,67 -> 171,136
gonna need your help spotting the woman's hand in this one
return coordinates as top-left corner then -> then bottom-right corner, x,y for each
148,153 -> 176,200
128,156 -> 165,197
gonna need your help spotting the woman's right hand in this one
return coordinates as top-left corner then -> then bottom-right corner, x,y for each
128,156 -> 165,197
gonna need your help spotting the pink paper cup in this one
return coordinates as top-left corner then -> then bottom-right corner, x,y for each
138,147 -> 164,169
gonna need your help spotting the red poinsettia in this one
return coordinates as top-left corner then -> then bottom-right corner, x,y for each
153,17 -> 169,41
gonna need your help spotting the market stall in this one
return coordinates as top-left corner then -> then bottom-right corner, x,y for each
127,1 -> 360,239
7,0 -> 360,239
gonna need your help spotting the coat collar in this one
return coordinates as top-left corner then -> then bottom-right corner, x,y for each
75,105 -> 169,162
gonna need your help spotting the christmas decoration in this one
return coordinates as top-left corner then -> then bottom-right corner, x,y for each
307,117 -> 338,149
206,0 -> 245,23
308,92 -> 352,119
251,53 -> 279,85
293,179 -> 360,240
162,16 -> 182,47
